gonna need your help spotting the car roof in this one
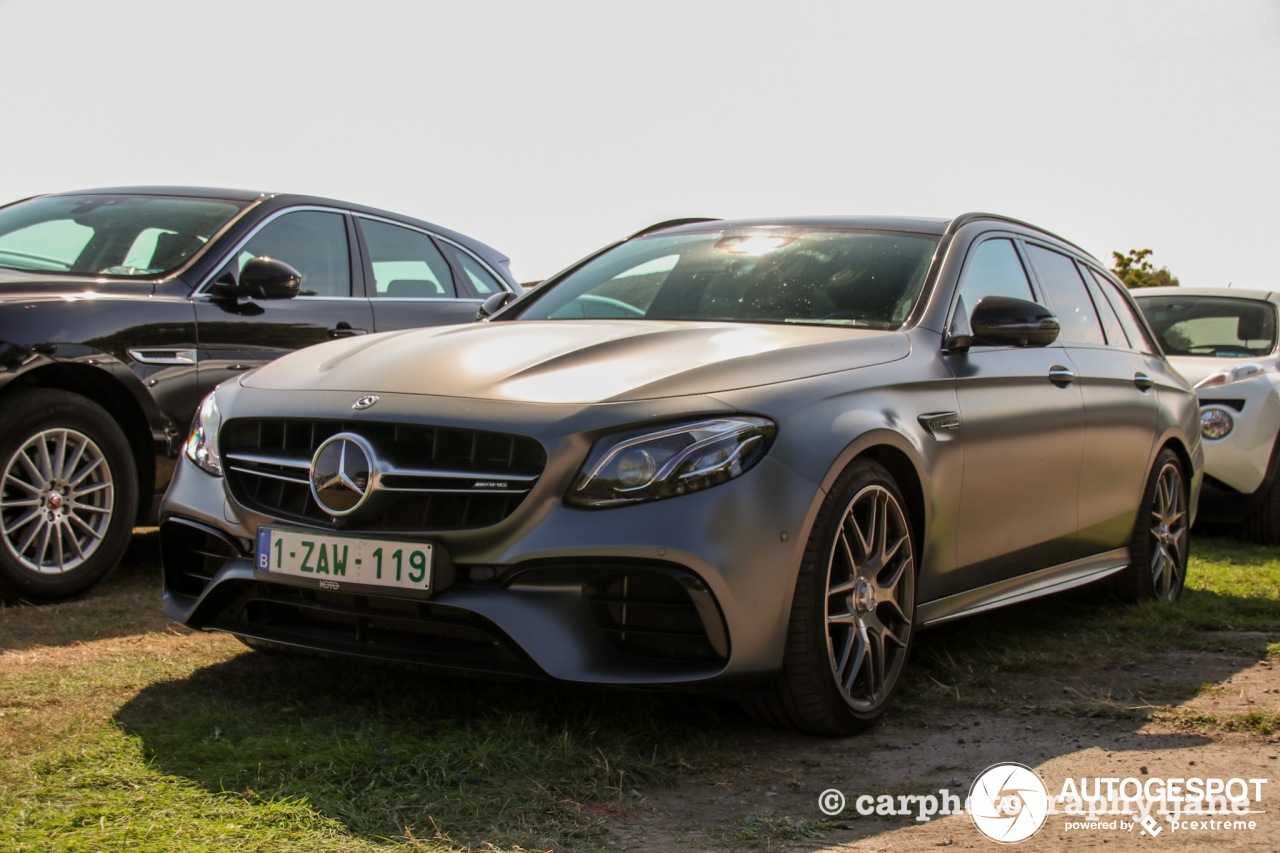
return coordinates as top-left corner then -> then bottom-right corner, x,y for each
651,215 -> 952,235
1135,286 -> 1279,303
25,185 -> 512,270
641,212 -> 1088,252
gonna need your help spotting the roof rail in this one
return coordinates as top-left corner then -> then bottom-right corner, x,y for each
626,217 -> 721,240
947,212 -> 1091,257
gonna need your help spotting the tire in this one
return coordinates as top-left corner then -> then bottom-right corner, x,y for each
0,388 -> 138,603
743,459 -> 917,736
1112,448 -> 1188,603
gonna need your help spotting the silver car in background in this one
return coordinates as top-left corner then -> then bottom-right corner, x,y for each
1135,287 -> 1279,543
161,214 -> 1202,735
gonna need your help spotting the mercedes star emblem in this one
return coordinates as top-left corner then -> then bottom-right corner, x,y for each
310,433 -> 378,517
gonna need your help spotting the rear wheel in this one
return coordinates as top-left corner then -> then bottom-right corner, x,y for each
1113,448 -> 1188,602
0,389 -> 138,603
743,459 -> 916,735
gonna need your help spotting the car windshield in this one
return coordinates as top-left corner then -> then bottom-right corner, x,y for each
0,193 -> 247,277
1137,295 -> 1278,358
517,228 -> 938,329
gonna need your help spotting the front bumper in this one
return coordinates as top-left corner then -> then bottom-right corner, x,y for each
160,448 -> 822,688
1195,384 -> 1280,521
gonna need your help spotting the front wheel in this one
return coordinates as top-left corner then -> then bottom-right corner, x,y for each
0,389 -> 138,603
743,459 -> 916,735
1113,448 -> 1189,603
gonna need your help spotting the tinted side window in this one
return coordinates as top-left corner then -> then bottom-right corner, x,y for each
447,245 -> 503,296
1025,245 -> 1104,345
957,238 -> 1035,315
1079,265 -> 1130,348
1089,269 -> 1157,354
237,211 -> 352,297
362,220 -> 456,298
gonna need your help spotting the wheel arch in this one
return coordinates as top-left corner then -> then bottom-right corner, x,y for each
1156,434 -> 1199,526
0,363 -> 158,524
801,427 -> 931,575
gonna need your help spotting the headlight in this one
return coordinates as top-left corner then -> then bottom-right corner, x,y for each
184,392 -> 224,476
1199,407 -> 1235,440
1194,363 -> 1264,390
568,417 -> 776,507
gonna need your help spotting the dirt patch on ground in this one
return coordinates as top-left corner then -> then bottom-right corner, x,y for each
606,650 -> 1280,852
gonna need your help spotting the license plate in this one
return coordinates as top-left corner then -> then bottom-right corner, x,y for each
256,527 -> 433,593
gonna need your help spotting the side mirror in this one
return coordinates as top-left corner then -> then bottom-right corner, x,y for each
476,291 -> 515,321
239,257 -> 302,299
209,257 -> 302,300
969,296 -> 1060,348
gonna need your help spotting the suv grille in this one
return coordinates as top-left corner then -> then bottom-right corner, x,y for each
221,418 -> 546,531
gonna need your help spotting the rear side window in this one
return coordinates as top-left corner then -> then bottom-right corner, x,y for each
361,220 -> 457,299
1083,271 -> 1130,347
448,246 -> 504,295
1088,269 -> 1158,354
1025,245 -> 1104,345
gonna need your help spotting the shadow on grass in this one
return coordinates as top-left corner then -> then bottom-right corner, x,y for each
109,538 -> 1277,849
115,649 -> 750,849
0,528 -> 169,652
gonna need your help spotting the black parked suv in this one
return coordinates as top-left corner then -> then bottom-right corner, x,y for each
0,186 -> 519,602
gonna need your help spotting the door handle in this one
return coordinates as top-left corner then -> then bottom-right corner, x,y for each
328,322 -> 368,339
1133,372 -> 1154,391
1048,365 -> 1075,387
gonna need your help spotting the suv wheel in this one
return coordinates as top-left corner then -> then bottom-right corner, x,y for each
0,389 -> 138,602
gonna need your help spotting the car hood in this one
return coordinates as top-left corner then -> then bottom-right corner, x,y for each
241,320 -> 911,404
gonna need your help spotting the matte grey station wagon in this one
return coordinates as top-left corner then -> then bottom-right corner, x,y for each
161,214 -> 1202,734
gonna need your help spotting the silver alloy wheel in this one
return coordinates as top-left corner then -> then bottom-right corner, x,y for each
825,483 -> 915,711
1,427 -> 114,574
1148,460 -> 1188,601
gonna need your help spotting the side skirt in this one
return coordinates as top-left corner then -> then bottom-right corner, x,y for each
916,548 -> 1128,627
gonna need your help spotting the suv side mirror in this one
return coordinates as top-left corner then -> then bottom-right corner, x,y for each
969,296 -> 1060,348
209,257 -> 302,300
476,291 -> 515,321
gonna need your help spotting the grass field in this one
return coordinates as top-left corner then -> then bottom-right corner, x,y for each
1,532 -> 1276,852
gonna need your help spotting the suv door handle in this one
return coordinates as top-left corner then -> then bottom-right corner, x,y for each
328,322 -> 368,338
1133,372 -> 1154,391
1048,365 -> 1075,387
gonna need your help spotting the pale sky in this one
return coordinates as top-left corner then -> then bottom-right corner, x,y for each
3,0 -> 1277,287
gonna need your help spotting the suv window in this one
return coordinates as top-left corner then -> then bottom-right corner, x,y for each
1025,244 -> 1104,345
448,246 -> 503,295
362,220 -> 456,298
234,210 -> 352,297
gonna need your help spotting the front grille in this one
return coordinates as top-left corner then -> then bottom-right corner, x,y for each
583,569 -> 728,662
221,418 -> 546,531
